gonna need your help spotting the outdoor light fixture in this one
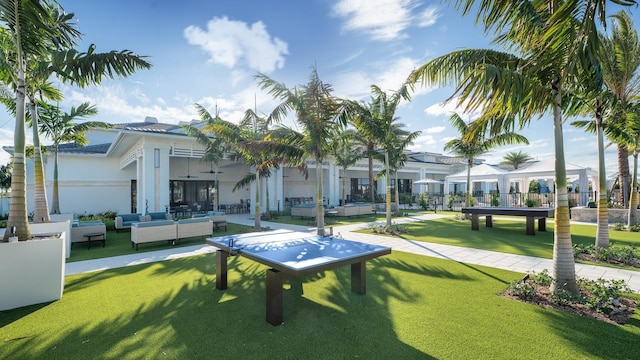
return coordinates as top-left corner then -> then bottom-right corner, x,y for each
154,149 -> 160,168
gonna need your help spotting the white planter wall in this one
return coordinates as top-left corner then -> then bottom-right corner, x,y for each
0,235 -> 65,311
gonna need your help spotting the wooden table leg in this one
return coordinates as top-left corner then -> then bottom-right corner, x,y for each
485,215 -> 493,228
538,218 -> 546,232
216,250 -> 228,290
351,261 -> 366,295
266,269 -> 284,326
471,214 -> 479,230
526,216 -> 535,235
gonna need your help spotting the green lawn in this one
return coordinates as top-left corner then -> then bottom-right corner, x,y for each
2,251 -> 639,359
361,217 -> 640,260
67,223 -> 253,263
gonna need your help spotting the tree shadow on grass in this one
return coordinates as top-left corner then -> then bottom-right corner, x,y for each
1,253 -> 435,359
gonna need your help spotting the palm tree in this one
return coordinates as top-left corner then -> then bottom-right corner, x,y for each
375,125 -> 420,219
368,85 -> 414,227
500,151 -> 532,170
38,102 -> 111,214
444,113 -> 528,208
183,105 -> 227,213
256,66 -> 344,236
346,100 -> 382,204
406,0 -> 633,294
600,12 -> 640,210
188,104 -> 306,231
598,11 -> 640,225
0,1 -> 151,240
329,129 -> 362,206
0,0 -> 65,240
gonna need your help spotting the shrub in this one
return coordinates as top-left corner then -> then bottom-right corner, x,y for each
506,280 -> 537,300
491,193 -> 500,207
419,193 -> 429,210
630,224 -> 640,232
611,222 -> 626,231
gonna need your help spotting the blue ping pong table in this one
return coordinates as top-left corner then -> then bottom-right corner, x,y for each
206,229 -> 391,326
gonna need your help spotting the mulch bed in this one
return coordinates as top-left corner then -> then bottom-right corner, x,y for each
502,282 -> 637,326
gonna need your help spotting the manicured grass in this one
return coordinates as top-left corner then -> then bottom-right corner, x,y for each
362,217 -> 640,260
2,251 -> 639,359
67,223 -> 253,263
268,209 -> 447,227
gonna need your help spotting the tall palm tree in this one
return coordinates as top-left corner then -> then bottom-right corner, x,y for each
183,105 -> 227,213
444,113 -> 528,208
598,11 -> 640,225
368,84 -> 414,227
0,0 -> 64,240
500,151 -> 532,169
374,124 -> 420,219
0,0 -> 151,240
328,129 -> 362,206
599,11 -> 640,209
406,0 -> 635,293
256,66 -> 344,236
38,102 -> 111,214
189,104 -> 306,231
346,100 -> 382,204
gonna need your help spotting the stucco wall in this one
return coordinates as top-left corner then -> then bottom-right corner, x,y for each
571,206 -> 640,224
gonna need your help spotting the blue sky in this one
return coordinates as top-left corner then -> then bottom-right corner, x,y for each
0,0 -> 636,175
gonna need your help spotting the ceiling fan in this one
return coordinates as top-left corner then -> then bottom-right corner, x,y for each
179,158 -> 198,179
200,163 -> 224,175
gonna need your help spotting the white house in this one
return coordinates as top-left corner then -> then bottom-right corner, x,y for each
11,117 -> 468,217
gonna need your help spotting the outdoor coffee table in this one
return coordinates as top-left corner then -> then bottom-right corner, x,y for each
83,232 -> 105,249
207,229 -> 391,326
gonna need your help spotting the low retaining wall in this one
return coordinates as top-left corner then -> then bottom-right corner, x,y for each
571,206 -> 640,224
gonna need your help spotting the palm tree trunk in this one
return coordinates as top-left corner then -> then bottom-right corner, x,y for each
385,151 -> 392,227
50,146 -> 61,214
30,101 -> 50,223
394,171 -> 400,214
254,168 -> 261,231
316,159 -> 325,236
264,175 -> 271,221
368,152 -> 375,203
627,146 -> 638,227
618,144 -> 631,207
465,159 -> 473,207
549,91 -> 578,294
595,100 -> 609,247
5,65 -> 30,241
341,167 -> 346,205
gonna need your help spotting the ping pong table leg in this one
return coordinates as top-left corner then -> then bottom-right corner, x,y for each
526,216 -> 535,235
351,261 -> 366,294
266,269 -> 284,326
216,250 -> 228,290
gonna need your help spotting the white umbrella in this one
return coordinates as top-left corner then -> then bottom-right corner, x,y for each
414,178 -> 443,185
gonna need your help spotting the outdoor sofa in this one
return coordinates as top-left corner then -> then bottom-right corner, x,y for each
70,220 -> 106,248
140,211 -> 173,222
192,211 -> 227,231
291,205 -> 317,219
177,217 -> 213,239
131,217 -> 214,250
115,213 -> 142,232
131,220 -> 177,250
335,203 -> 374,217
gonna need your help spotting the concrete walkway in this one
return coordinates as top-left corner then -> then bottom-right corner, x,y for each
65,213 -> 640,293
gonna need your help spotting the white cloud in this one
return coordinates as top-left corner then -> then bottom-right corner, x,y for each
184,16 -> 288,73
417,6 -> 440,27
424,126 -> 445,134
423,97 -> 482,119
333,0 -> 413,41
333,57 -> 421,100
